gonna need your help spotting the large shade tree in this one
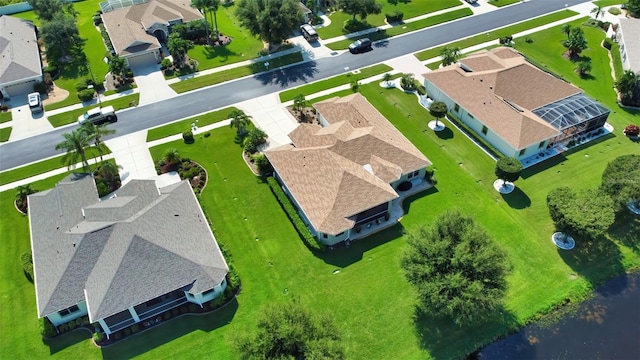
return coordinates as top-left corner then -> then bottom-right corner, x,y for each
236,0 -> 303,46
600,154 -> 640,211
27,0 -> 64,21
55,128 -> 92,171
39,12 -> 83,63
547,187 -> 616,241
234,298 -> 346,359
401,211 -> 510,326
339,0 -> 382,20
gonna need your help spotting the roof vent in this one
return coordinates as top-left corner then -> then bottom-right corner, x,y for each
459,62 -> 473,72
363,164 -> 373,174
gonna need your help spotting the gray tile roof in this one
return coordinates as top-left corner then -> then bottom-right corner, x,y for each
618,18 -> 640,73
0,15 -> 42,85
28,174 -> 228,321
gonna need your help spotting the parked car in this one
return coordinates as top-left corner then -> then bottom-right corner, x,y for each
348,38 -> 372,54
28,92 -> 43,113
300,24 -> 318,42
77,106 -> 117,125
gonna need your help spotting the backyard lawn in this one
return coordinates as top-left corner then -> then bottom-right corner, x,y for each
1,14 -> 639,360
317,0 -> 462,39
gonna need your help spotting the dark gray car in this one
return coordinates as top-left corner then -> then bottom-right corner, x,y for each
348,38 -> 372,53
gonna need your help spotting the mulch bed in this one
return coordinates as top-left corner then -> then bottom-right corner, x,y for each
287,106 -> 320,125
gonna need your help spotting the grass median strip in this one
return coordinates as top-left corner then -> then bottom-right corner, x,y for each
0,145 -> 111,186
146,106 -> 239,142
279,64 -> 393,102
326,8 -> 473,50
47,94 -> 141,128
415,10 -> 579,61
0,112 -> 12,124
170,52 -> 304,94
0,127 -> 11,142
487,0 -> 522,7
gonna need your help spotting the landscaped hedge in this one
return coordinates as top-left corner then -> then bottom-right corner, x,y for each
445,112 -> 503,159
20,252 -> 34,283
267,176 -> 325,252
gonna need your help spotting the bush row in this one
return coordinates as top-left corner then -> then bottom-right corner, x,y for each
21,252 -> 34,283
385,10 -> 404,23
99,23 -> 115,54
266,176 -> 325,251
446,111 -> 504,159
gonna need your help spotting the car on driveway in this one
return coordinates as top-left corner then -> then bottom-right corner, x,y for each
28,92 -> 43,113
348,38 -> 372,54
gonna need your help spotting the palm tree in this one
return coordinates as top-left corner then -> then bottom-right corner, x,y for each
167,33 -> 194,67
229,109 -> 251,136
561,24 -> 572,40
293,93 -> 306,113
55,128 -> 91,171
591,5 -> 604,19
575,60 -> 592,77
615,70 -> 640,104
15,184 -> 36,212
163,148 -> 182,165
191,0 -> 211,46
208,0 -> 221,40
440,46 -> 461,66
97,161 -> 122,185
382,72 -> 393,87
81,122 -> 115,162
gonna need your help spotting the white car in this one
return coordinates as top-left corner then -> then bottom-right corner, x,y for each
28,92 -> 43,113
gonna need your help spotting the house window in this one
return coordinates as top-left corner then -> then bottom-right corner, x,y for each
202,288 -> 215,296
519,149 -> 526,156
454,103 -> 460,112
336,231 -> 345,237
538,141 -> 545,149
413,170 -> 420,176
57,304 -> 80,317
323,233 -> 328,239
481,126 -> 488,135
469,113 -> 474,119
407,172 -> 413,179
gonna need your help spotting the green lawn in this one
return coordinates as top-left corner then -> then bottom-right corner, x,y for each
415,10 -> 579,61
610,42 -> 624,80
47,93 -> 140,127
170,52 -> 304,94
146,107 -> 239,142
0,127 -> 12,142
488,0 -> 522,7
326,8 -> 473,50
279,63 -> 392,102
0,111 -> 12,123
0,145 -> 110,186
593,0 -> 625,6
317,0 -> 461,39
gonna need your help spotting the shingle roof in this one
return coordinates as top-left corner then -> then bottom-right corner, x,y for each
0,15 -> 42,85
618,18 -> 640,73
266,94 -> 431,234
28,175 -> 227,321
423,48 -> 582,149
101,0 -> 202,57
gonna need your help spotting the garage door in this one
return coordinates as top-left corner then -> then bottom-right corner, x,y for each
3,79 -> 38,98
126,52 -> 158,68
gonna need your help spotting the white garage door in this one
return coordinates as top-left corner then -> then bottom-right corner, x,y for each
3,79 -> 38,98
126,52 -> 158,68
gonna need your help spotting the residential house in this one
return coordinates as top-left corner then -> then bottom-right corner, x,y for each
616,18 -> 640,73
423,47 -> 610,161
266,94 -> 432,246
101,0 -> 203,67
0,15 -> 43,100
28,174 -> 228,338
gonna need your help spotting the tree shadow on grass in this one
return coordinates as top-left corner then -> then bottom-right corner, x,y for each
501,187 -> 531,209
402,186 -> 438,214
101,299 -> 239,359
558,235 -> 624,289
413,305 -> 520,360
315,223 -> 405,268
44,328 -> 92,355
433,126 -> 453,140
253,61 -> 318,88
608,210 -> 640,255
201,44 -> 238,63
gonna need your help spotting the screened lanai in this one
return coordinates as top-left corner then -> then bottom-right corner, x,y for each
533,93 -> 610,144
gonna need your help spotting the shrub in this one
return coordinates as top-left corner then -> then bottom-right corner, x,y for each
21,252 -> 34,282
40,318 -> 57,338
164,312 -> 172,320
525,36 -> 534,43
203,131 -> 211,138
125,69 -> 134,78
252,153 -> 271,175
182,130 -> 194,144
75,81 -> 89,91
96,181 -> 109,197
68,321 -> 76,330
416,83 -> 426,96
603,37 -> 613,50
385,10 -> 403,23
267,176 -> 325,251
188,303 -> 198,312
161,58 -> 172,69
210,294 -> 225,308
93,331 -> 104,342
343,19 -> 367,33
114,332 -> 122,340
243,127 -> 268,154
0,104 -> 8,111
93,15 -> 103,26
400,73 -> 416,91
33,81 -> 48,94
59,323 -> 68,332
624,124 -> 640,137
77,88 -> 95,102
499,35 -> 513,45
75,318 -> 83,327
608,6 -> 621,15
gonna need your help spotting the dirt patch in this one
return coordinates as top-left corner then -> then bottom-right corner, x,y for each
287,106 -> 320,125
42,83 -> 69,106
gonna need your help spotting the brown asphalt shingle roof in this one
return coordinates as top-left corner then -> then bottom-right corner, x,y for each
423,48 -> 580,149
266,94 -> 431,235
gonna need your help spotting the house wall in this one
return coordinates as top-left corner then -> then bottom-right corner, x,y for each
390,168 -> 426,190
616,26 -> 631,71
317,230 -> 350,246
186,278 -> 227,306
274,171 -> 317,237
46,301 -> 88,327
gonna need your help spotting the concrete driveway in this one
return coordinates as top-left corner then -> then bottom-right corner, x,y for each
131,63 -> 177,106
5,96 -> 54,141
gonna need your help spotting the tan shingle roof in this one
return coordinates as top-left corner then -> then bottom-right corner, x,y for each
266,94 -> 431,235
101,0 -> 202,57
423,48 -> 580,149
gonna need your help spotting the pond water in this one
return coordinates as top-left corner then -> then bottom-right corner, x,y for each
479,272 -> 640,360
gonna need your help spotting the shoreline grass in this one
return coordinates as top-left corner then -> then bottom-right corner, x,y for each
47,93 -> 140,127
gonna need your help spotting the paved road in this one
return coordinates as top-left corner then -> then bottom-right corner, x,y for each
0,0 -> 589,171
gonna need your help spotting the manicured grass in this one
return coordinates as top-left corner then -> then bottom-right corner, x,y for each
415,10 -> 579,61
326,8 -> 473,50
0,127 -> 11,142
610,42 -> 624,80
170,52 -> 304,93
47,93 -> 140,127
279,63 -> 393,102
0,145 -> 110,186
186,3 -> 264,72
488,0 -> 522,7
593,0 -> 625,6
317,0 -> 461,39
146,107 -> 239,141
102,83 -> 137,96
0,112 -> 12,123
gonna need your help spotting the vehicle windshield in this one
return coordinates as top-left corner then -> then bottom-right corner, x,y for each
83,113 -> 90,120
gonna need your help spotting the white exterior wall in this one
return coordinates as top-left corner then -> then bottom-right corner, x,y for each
275,172 -> 317,236
317,230 -> 350,246
390,168 -> 426,189
185,278 -> 227,306
45,301 -> 88,327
